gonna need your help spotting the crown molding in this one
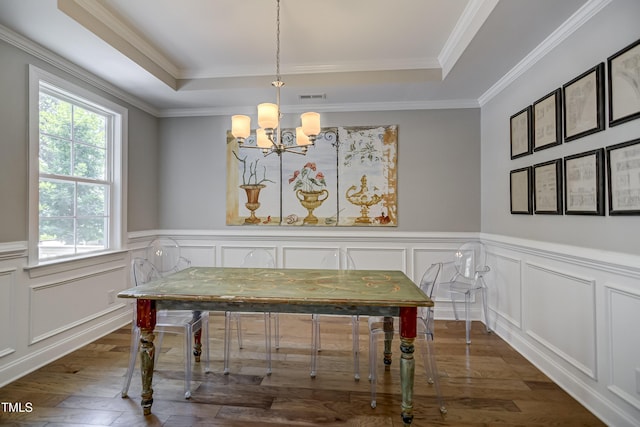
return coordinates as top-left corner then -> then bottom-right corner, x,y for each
439,0 -> 499,80
478,0 -> 612,106
0,23 -> 160,117
58,0 -> 178,88
157,98 -> 480,118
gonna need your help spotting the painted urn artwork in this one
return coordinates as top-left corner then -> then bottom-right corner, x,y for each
345,174 -> 382,224
233,151 -> 274,224
289,162 -> 328,224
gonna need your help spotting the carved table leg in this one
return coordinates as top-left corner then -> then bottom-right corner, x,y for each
137,299 -> 156,415
383,316 -> 394,371
399,307 -> 417,426
193,311 -> 202,362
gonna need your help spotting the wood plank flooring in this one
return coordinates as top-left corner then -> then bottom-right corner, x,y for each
0,313 -> 605,426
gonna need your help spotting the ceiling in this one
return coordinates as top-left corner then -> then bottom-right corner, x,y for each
0,0 -> 591,116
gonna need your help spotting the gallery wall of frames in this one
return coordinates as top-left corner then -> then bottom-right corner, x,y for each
509,38 -> 640,216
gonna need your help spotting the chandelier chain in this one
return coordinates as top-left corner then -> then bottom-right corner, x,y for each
275,0 -> 281,82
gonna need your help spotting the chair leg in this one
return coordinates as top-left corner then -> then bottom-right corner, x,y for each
236,313 -> 243,349
422,335 -> 447,416
154,331 -> 165,365
310,314 -> 319,378
183,323 -> 192,399
264,312 -> 272,375
223,312 -> 231,375
481,286 -> 491,333
274,313 -> 280,349
368,329 -> 377,408
464,292 -> 471,344
121,325 -> 141,398
352,315 -> 360,380
202,314 -> 211,373
451,296 -> 460,320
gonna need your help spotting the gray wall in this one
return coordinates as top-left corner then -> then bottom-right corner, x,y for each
158,109 -> 481,232
481,0 -> 640,255
0,38 -> 160,241
0,41 -> 31,242
127,108 -> 160,232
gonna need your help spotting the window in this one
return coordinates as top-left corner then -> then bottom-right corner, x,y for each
29,66 -> 127,263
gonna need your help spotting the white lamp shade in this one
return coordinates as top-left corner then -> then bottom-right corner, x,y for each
256,128 -> 272,148
258,103 -> 279,129
301,112 -> 321,136
231,115 -> 251,139
296,127 -> 311,146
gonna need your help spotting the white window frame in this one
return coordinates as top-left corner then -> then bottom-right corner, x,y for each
28,65 -> 127,266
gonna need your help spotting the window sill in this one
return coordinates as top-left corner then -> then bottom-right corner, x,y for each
25,249 -> 128,278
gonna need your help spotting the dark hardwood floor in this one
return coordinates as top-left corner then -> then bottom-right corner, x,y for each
0,312 -> 605,426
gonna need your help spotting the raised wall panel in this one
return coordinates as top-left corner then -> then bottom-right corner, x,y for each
221,246 -> 276,267
413,248 -> 453,299
0,268 -> 16,358
349,247 -> 406,272
180,244 -> 216,267
487,252 -> 522,329
282,247 -> 337,269
607,284 -> 640,410
524,262 -> 597,379
29,267 -> 127,344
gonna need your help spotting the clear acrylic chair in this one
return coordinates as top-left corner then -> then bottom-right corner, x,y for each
145,237 -> 191,275
310,250 -> 359,379
441,241 -> 491,344
368,262 -> 446,415
121,257 -> 210,400
224,248 -> 275,375
143,237 -> 205,356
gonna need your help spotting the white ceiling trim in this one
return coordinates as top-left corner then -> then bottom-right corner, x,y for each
0,23 -> 159,116
58,0 -> 180,88
478,0 -> 612,106
158,99 -> 480,118
181,57 -> 443,81
439,0 -> 499,80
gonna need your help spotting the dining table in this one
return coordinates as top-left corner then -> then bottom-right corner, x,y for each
117,266 -> 433,426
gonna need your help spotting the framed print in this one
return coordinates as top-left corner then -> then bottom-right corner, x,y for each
564,148 -> 604,215
510,166 -> 532,214
563,63 -> 605,142
510,106 -> 532,159
606,138 -> 640,215
608,38 -> 640,127
533,159 -> 563,214
533,89 -> 562,151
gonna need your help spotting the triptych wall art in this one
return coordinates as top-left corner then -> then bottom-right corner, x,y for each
226,125 -> 398,226
509,38 -> 640,216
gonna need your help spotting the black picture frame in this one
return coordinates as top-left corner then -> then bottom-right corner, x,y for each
608,38 -> 640,127
563,63 -> 605,142
533,159 -> 563,215
533,88 -> 562,151
510,106 -> 532,159
564,148 -> 604,215
606,138 -> 640,215
510,166 -> 532,214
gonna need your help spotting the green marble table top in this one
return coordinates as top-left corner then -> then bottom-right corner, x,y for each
118,267 -> 432,308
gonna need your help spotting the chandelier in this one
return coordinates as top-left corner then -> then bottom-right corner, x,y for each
231,0 -> 320,156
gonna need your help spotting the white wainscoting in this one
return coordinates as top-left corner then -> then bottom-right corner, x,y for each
0,246 -> 132,388
482,233 -> 640,427
0,267 -> 17,359
1,230 -> 639,426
